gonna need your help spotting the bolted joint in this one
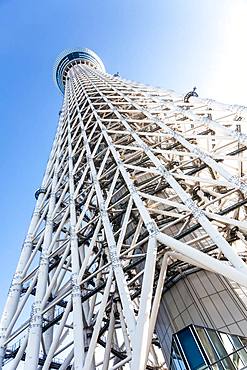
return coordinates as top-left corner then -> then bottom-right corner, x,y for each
228,175 -> 247,193
108,244 -> 121,269
146,221 -> 159,236
157,165 -> 170,178
128,184 -> 137,195
192,147 -> 208,160
184,198 -> 204,219
99,203 -> 108,218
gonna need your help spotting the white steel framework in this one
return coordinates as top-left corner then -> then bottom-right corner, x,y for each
1,48 -> 247,369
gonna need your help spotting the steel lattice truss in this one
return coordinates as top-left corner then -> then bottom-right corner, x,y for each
1,62 -> 247,370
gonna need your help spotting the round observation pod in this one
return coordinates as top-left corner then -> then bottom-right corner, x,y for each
54,48 -> 106,93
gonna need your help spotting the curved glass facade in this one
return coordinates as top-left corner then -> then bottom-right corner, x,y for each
170,325 -> 247,370
54,48 -> 105,93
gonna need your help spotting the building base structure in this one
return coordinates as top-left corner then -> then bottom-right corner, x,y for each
157,270 -> 247,369
0,48 -> 247,369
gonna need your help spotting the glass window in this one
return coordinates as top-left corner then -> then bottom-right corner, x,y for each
206,329 -> 229,359
210,363 -> 225,370
177,327 -> 207,370
215,359 -> 235,370
238,336 -> 247,347
171,325 -> 247,370
238,348 -> 247,366
219,333 -> 235,355
196,327 -> 220,365
170,358 -> 177,370
171,341 -> 187,370
229,351 -> 245,370
171,356 -> 187,370
221,356 -> 236,370
230,335 -> 244,351
206,329 -> 236,370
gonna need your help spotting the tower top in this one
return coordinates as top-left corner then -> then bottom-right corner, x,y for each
54,48 -> 105,93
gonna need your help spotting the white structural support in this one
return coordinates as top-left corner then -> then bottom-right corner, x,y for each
1,48 -> 247,369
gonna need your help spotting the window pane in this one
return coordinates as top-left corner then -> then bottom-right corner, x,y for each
221,356 -> 236,370
196,327 -> 220,364
206,329 -> 236,370
206,329 -> 228,359
219,333 -> 235,355
238,337 -> 247,347
177,328 -> 207,370
216,359 -> 236,370
210,363 -> 225,370
230,336 -> 244,351
171,341 -> 187,370
171,358 -> 178,370
238,348 -> 247,366
229,351 -> 244,369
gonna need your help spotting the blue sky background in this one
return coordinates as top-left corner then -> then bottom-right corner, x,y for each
0,0 -> 247,310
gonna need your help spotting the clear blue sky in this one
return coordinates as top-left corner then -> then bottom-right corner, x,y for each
0,0 -> 246,310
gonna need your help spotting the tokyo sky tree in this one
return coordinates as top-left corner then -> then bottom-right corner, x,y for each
1,48 -> 247,370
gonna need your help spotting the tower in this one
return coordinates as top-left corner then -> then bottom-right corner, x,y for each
1,47 -> 247,370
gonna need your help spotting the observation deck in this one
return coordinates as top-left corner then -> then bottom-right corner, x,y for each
54,48 -> 105,93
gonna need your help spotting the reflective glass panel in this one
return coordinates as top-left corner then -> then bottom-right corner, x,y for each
196,327 -> 220,365
171,325 -> 247,370
219,333 -> 235,355
170,358 -> 177,370
171,341 -> 187,370
210,363 -> 225,370
238,348 -> 247,367
239,336 -> 247,347
229,351 -> 245,369
177,328 -> 207,370
216,359 -> 235,370
230,336 -> 244,351
221,356 -> 236,370
206,329 -> 229,359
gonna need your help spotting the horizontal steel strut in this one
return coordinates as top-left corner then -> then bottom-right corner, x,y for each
0,49 -> 247,370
